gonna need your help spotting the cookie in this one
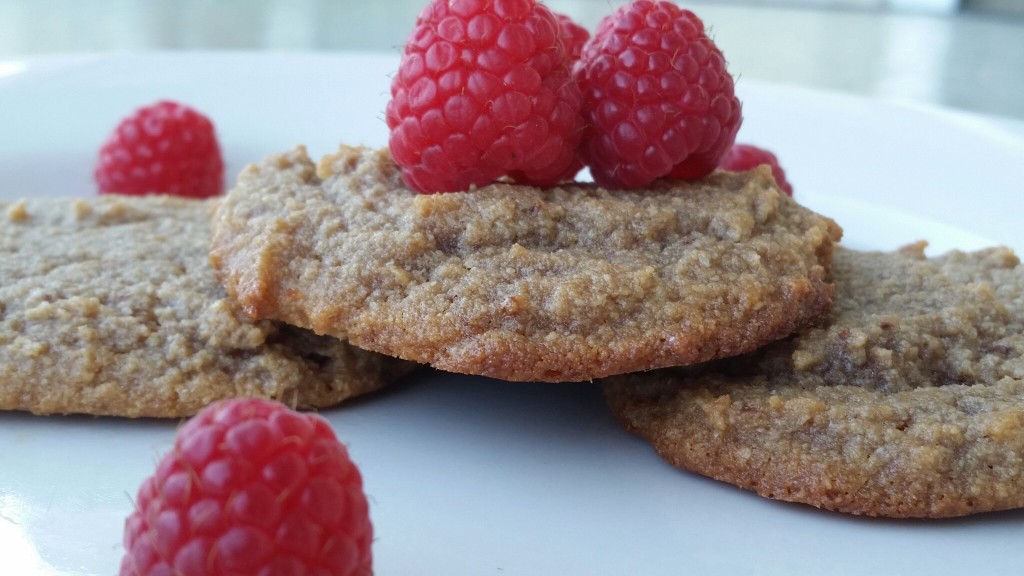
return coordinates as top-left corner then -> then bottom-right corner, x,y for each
604,244 -> 1024,518
0,197 -> 415,418
210,146 -> 841,382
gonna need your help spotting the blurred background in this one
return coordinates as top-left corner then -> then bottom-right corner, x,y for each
0,0 -> 1022,121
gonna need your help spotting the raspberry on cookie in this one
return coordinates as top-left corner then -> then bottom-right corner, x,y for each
574,0 -> 743,189
385,0 -> 584,193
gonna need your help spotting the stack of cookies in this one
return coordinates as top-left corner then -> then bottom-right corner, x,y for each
204,146 -> 1024,519
4,143 -> 1024,520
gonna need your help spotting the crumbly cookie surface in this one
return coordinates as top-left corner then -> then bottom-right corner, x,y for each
0,197 -> 413,418
604,245 -> 1024,518
210,146 -> 841,382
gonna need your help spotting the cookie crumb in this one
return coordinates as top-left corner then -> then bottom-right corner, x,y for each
6,200 -> 28,222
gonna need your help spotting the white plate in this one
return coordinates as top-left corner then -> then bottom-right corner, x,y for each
2,53 -> 1024,576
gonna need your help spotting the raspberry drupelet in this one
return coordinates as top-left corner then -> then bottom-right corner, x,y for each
574,0 -> 742,189
386,0 -> 585,193
120,398 -> 372,576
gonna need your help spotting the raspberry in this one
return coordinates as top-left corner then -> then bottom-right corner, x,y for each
553,11 -> 589,61
720,143 -> 793,196
96,100 -> 224,198
386,0 -> 584,193
574,1 -> 742,189
120,399 -> 372,576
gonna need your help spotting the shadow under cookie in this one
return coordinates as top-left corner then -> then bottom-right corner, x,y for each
603,244 -> 1024,518
0,196 -> 415,418
211,146 -> 841,382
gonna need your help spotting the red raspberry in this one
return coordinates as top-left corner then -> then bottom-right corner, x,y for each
553,11 -> 589,61
96,100 -> 224,198
120,399 -> 372,576
386,0 -> 584,193
574,1 -> 742,189
720,143 -> 793,196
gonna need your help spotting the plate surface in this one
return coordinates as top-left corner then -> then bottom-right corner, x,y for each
2,53 -> 1024,576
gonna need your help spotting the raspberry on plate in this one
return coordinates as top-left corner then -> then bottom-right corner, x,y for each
95,100 -> 224,198
574,0 -> 742,189
720,143 -> 793,196
120,398 -> 372,576
386,0 -> 584,193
